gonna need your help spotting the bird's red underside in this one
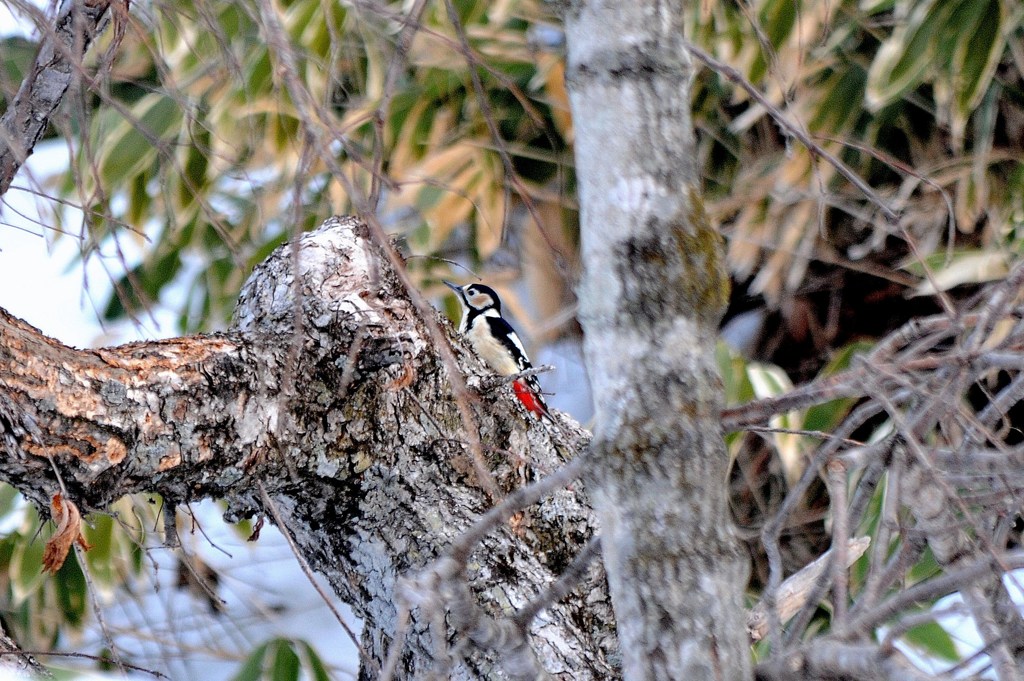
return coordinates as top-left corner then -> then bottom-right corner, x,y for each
512,378 -> 545,418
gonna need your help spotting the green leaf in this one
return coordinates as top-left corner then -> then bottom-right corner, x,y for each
803,341 -> 873,432
760,0 -> 797,49
0,36 -> 38,97
246,49 -> 274,96
716,341 -> 741,405
902,619 -> 960,662
297,642 -> 332,681
865,0 -> 958,109
951,0 -> 1004,136
103,245 -> 184,320
748,0 -> 797,82
0,484 -> 21,519
54,552 -> 87,627
232,642 -> 270,681
810,68 -> 867,133
131,534 -> 145,574
82,513 -> 119,587
906,545 -> 941,584
803,397 -> 858,434
232,639 -> 322,681
849,475 -> 888,590
269,639 -> 301,681
127,171 -> 150,227
98,94 -> 182,190
10,509 -> 46,604
178,123 -> 211,211
96,647 -> 117,672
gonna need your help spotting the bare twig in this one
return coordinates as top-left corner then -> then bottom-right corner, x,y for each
514,537 -> 602,628
368,0 -> 430,211
747,536 -> 870,642
827,459 -> 850,626
842,550 -> 1024,638
257,484 -> 374,675
0,649 -> 167,679
72,541 -> 128,677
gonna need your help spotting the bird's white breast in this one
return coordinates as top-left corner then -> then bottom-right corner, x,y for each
466,317 -> 521,375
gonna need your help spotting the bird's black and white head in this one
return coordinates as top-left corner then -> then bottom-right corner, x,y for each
444,281 -> 503,334
444,281 -> 502,315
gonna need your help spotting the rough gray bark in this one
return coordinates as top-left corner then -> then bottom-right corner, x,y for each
0,0 -> 114,196
0,217 -> 617,679
0,620 -> 50,679
564,1 -> 752,679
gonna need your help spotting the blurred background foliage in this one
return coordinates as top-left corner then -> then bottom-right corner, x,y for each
2,0 -> 1024,676
2,0 -> 1019,367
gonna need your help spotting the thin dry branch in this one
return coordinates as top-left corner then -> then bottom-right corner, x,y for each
841,550 -> 1024,638
735,260 -> 1024,673
368,0 -> 430,211
514,537 -> 602,628
747,536 -> 870,642
758,640 -> 956,681
387,449 -> 591,678
258,484 -> 373,675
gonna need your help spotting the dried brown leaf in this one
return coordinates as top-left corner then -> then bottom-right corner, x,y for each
41,493 -> 91,574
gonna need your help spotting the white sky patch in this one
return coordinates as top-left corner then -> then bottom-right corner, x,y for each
0,142 -> 183,346
0,2 -> 42,39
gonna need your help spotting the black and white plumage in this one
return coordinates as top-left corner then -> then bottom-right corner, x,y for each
444,281 -> 549,419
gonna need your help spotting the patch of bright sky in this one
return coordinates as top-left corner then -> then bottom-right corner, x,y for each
0,141 -> 180,346
0,2 -> 38,39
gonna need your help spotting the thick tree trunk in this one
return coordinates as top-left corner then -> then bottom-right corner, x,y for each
0,217 -> 617,679
565,2 -> 753,679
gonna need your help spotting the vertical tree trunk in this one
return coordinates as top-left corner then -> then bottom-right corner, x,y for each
564,2 -> 752,679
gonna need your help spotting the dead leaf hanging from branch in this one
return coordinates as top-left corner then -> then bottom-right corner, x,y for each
42,493 -> 91,574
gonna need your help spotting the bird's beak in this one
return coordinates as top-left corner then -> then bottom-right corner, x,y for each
443,280 -> 461,294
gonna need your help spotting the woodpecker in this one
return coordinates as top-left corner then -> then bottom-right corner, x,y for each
444,280 -> 549,419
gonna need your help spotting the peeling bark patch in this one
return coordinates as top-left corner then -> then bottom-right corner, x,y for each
158,448 -> 182,471
105,436 -> 127,463
24,441 -> 79,461
22,425 -> 127,467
